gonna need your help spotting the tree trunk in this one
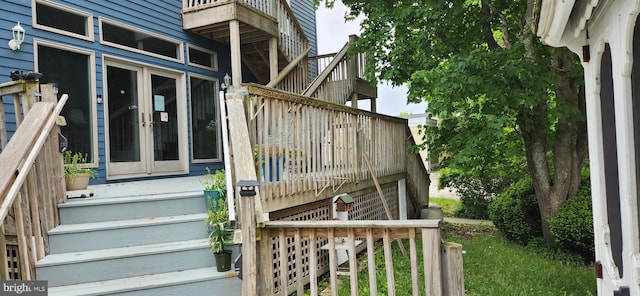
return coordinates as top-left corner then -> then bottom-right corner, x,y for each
519,49 -> 587,244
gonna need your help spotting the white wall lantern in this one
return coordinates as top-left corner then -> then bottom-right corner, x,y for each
220,73 -> 231,91
8,22 -> 25,51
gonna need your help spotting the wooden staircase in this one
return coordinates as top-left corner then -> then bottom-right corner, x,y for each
37,177 -> 241,296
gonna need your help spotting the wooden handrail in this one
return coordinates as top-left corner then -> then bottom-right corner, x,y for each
0,92 -> 67,280
267,47 -> 310,88
0,95 -> 66,215
302,41 -> 350,97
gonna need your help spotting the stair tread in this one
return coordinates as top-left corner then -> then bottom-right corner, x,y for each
37,239 -> 209,267
47,267 -> 237,296
49,213 -> 207,234
59,191 -> 202,208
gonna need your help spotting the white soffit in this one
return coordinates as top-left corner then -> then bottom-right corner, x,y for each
538,0 -> 577,46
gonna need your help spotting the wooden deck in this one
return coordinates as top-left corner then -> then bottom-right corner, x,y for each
182,0 -> 308,86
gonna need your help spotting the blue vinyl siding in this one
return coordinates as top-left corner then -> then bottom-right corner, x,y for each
1,0 -> 315,182
289,0 -> 318,79
0,0 -> 229,182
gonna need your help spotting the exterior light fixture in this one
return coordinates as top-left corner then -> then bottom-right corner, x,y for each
220,73 -> 231,91
8,22 -> 25,51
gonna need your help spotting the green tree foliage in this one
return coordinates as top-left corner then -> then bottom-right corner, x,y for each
317,0 -> 588,243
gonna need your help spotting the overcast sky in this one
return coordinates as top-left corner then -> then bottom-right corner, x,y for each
315,1 -> 428,116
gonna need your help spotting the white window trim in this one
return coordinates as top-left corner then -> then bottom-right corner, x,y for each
99,17 -> 184,63
189,73 -> 222,163
33,39 -> 99,168
32,0 -> 95,42
187,44 -> 219,71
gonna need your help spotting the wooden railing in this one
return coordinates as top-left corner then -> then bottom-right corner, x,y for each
0,82 -> 66,280
275,0 -> 306,63
405,126 -> 431,215
304,35 -> 369,105
244,84 -> 407,212
183,0 -> 272,15
255,220 -> 463,295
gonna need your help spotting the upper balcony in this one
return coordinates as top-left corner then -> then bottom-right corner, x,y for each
182,0 -> 308,86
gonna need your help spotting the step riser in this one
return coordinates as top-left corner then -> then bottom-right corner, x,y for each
49,219 -> 208,254
60,196 -> 206,224
47,273 -> 242,296
38,248 -> 214,287
112,277 -> 241,296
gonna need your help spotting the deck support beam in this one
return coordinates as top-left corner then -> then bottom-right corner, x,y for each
269,37 -> 278,81
230,20 -> 242,87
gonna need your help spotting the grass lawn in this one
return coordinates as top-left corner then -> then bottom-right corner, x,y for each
444,224 -> 596,296
326,222 -> 596,295
429,197 -> 460,216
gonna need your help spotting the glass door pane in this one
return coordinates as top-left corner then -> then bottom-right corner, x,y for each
151,74 -> 179,161
107,66 -> 141,163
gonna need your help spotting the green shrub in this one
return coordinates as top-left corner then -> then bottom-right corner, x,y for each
439,169 -> 491,219
549,170 -> 594,261
489,177 -> 541,244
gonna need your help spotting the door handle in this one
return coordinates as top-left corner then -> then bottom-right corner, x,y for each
141,112 -> 145,127
149,112 -> 154,127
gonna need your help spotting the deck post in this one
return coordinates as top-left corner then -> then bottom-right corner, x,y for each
442,242 -> 465,296
269,37 -> 278,82
238,181 -> 259,296
230,20 -> 242,87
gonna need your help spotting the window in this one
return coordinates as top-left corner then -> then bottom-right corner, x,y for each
36,42 -> 96,163
100,18 -> 183,62
33,0 -> 93,41
190,76 -> 220,161
188,45 -> 218,70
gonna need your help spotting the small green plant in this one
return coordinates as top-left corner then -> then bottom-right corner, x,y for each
207,198 -> 232,254
63,150 -> 96,178
202,168 -> 225,193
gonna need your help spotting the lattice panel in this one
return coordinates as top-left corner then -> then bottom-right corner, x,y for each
268,184 -> 399,294
270,200 -> 331,294
6,244 -> 20,280
349,184 -> 399,220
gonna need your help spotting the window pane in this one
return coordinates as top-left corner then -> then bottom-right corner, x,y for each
102,22 -> 178,59
152,75 -> 179,161
190,77 -> 219,160
107,66 -> 140,163
36,2 -> 87,36
189,47 -> 214,68
38,46 -> 92,161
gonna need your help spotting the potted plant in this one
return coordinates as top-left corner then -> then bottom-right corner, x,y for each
201,168 -> 226,211
63,150 -> 96,191
207,198 -> 233,272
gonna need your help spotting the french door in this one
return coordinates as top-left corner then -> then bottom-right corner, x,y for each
105,60 -> 187,179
